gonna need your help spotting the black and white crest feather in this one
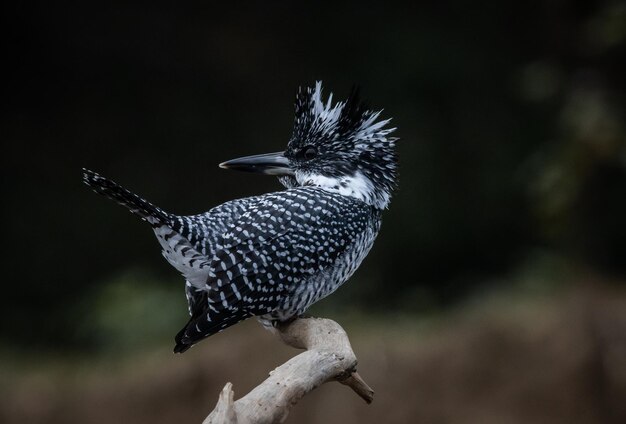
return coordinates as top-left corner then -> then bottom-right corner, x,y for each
284,81 -> 398,210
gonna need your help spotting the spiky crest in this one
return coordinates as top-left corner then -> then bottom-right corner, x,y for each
284,81 -> 398,209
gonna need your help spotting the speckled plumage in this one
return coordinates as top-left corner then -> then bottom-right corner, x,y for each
84,82 -> 397,352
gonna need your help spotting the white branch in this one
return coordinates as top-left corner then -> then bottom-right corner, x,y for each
203,317 -> 374,424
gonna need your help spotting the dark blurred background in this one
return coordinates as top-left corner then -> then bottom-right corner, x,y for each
1,1 -> 625,423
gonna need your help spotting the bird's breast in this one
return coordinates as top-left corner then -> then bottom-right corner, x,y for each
272,213 -> 382,319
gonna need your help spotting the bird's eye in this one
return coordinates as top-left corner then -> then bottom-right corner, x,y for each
302,146 -> 317,160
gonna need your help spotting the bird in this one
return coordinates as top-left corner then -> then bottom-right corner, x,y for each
83,82 -> 398,353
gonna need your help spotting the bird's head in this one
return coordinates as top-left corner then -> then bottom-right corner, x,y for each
220,82 -> 398,209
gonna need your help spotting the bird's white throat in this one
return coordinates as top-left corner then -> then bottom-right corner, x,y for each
296,171 -> 389,209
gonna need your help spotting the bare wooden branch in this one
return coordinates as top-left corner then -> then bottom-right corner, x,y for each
203,317 -> 373,424
337,371 -> 374,404
205,383 -> 237,424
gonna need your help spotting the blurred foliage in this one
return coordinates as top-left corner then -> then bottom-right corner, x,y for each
1,0 -> 625,351
74,270 -> 188,353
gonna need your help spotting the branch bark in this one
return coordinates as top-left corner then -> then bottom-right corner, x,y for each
203,317 -> 374,424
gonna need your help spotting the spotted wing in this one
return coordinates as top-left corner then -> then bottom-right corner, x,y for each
162,197 -> 256,318
174,188 -> 376,352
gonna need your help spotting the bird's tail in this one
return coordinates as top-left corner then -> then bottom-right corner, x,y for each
82,168 -> 169,225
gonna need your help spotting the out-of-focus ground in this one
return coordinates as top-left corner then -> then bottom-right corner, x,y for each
2,282 -> 624,424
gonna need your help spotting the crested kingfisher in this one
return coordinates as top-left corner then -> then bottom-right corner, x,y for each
83,82 -> 398,352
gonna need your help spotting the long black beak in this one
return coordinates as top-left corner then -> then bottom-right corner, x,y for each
219,151 -> 294,176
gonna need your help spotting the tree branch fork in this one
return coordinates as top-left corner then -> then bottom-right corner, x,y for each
203,317 -> 374,424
